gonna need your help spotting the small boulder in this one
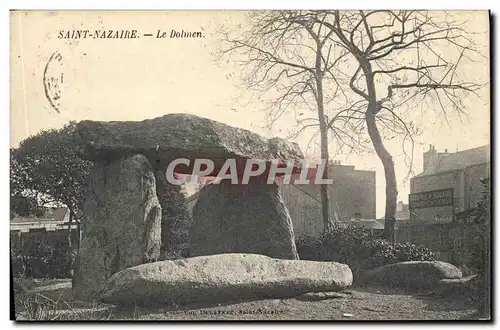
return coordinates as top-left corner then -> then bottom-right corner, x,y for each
99,253 -> 352,306
432,274 -> 481,296
363,261 -> 462,289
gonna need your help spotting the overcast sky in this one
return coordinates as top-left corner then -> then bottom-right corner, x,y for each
10,11 -> 490,217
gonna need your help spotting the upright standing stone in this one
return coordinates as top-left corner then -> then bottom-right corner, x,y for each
73,154 -> 162,301
189,180 -> 299,260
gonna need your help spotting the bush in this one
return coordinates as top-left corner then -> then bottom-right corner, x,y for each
295,224 -> 437,278
11,237 -> 72,279
295,235 -> 321,261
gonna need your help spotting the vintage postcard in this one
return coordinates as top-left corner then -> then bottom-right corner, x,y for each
10,10 -> 491,321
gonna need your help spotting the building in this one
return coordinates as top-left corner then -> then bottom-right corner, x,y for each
10,207 -> 74,232
376,201 -> 410,228
409,144 -> 490,223
395,201 -> 410,220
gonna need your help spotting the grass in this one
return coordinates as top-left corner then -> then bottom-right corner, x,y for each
14,278 -> 114,321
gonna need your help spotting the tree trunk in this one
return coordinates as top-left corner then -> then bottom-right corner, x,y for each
363,63 -> 397,240
68,210 -> 73,250
67,210 -> 79,276
366,112 -> 397,240
315,59 -> 330,231
319,121 -> 330,231
320,176 -> 330,227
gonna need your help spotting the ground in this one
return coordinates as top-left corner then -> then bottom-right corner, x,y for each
13,278 -> 486,321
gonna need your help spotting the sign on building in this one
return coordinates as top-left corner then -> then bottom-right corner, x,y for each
408,188 -> 454,210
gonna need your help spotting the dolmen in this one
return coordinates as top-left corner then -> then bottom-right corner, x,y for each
72,114 -> 304,300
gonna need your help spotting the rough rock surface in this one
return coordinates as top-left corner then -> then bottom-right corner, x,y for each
99,253 -> 353,306
189,180 -> 299,260
364,261 -> 462,289
72,154 -> 162,301
75,114 -> 303,175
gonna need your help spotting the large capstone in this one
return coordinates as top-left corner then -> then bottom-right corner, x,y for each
99,253 -> 353,306
72,154 -> 162,301
189,180 -> 299,260
74,113 -> 303,176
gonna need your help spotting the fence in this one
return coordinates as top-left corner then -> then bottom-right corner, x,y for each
280,184 -> 352,238
395,222 -> 487,269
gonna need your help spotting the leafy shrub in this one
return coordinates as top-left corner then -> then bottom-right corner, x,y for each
11,237 -> 72,279
295,224 -> 437,278
295,235 -> 322,260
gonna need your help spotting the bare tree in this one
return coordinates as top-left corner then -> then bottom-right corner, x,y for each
303,10 -> 486,239
217,11 -> 367,229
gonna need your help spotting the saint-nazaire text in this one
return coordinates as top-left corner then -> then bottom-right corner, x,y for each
57,29 -> 205,39
58,30 -> 139,39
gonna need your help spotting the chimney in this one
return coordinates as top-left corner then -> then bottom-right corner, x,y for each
423,144 -> 438,171
397,201 -> 404,212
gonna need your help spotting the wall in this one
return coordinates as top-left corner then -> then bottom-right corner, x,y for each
464,163 -> 490,209
280,184 -> 325,237
396,222 -> 487,270
410,170 -> 462,223
409,162 -> 489,223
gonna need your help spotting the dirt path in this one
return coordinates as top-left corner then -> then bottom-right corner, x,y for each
14,279 -> 482,321
129,286 -> 478,320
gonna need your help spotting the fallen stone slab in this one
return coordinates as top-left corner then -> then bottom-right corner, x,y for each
75,114 -> 303,176
189,180 -> 299,260
99,253 -> 353,306
363,261 -> 462,289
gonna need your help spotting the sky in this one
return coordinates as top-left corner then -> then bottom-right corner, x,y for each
10,10 -> 490,217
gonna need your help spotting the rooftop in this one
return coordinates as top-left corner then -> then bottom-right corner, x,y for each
10,207 -> 69,224
418,145 -> 490,176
